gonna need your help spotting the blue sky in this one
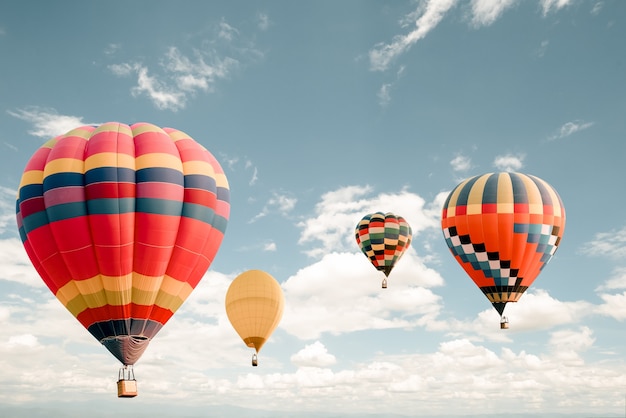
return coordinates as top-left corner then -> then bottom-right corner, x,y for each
1,0 -> 625,417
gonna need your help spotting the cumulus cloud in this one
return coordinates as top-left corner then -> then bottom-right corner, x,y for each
493,153 -> 524,171
291,341 -> 337,367
297,186 -> 440,258
450,154 -> 471,172
280,251 -> 444,340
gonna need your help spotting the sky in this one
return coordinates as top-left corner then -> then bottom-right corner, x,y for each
0,0 -> 625,417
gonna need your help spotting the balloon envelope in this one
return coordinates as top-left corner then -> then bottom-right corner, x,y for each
441,172 -> 565,316
225,270 -> 285,353
15,122 -> 230,365
355,212 -> 412,277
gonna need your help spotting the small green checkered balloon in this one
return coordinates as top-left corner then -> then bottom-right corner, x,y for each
355,212 -> 412,287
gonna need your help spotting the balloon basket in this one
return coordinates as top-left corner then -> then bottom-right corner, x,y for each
381,278 -> 388,289
252,353 -> 258,367
500,316 -> 509,330
117,366 -> 137,398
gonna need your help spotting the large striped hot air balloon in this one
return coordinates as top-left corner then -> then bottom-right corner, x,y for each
15,122 -> 229,395
355,212 -> 412,288
441,172 -> 565,328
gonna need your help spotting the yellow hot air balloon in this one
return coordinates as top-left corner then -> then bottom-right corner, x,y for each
225,270 -> 285,366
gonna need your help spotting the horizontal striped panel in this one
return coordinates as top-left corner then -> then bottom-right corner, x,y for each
88,318 -> 163,342
86,182 -> 136,200
44,186 -> 84,207
136,182 -> 182,199
136,153 -> 183,171
78,303 -> 174,328
83,166 -> 135,185
43,172 -> 83,190
18,170 -> 46,190
42,158 -> 85,175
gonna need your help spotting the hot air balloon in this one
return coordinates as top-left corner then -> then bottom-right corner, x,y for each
15,122 -> 230,396
355,212 -> 412,288
225,270 -> 285,366
441,172 -> 565,329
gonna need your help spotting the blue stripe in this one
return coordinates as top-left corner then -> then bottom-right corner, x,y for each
454,175 -> 481,207
482,173 -> 499,204
509,173 -> 529,204
529,175 -> 554,207
217,187 -> 230,203
185,174 -> 216,190
43,172 -> 83,191
18,184 -> 44,201
22,210 -> 51,234
87,198 -> 135,214
136,167 -> 183,185
85,167 -> 135,184
135,198 -> 183,216
46,201 -> 87,222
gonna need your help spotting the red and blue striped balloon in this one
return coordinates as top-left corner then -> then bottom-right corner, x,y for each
16,122 -> 230,366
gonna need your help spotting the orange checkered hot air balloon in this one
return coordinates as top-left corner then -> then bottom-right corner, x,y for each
15,122 -> 230,396
355,212 -> 412,289
441,172 -> 565,329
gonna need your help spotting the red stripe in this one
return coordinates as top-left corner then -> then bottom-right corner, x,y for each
85,127 -> 134,156
23,147 -> 52,172
133,130 -> 179,157
77,303 -> 174,327
86,182 -> 135,199
47,135 -> 87,160
184,188 -> 216,206
136,182 -> 183,199
19,196 -> 46,219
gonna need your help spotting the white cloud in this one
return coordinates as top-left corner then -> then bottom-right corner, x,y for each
369,0 -> 457,71
595,267 -> 626,291
111,48 -> 240,111
108,19 -> 256,112
280,251 -> 444,340
469,0 -> 518,27
249,192 -> 297,223
0,238 -> 46,287
591,2 -> 604,15
541,0 -> 573,17
133,64 -> 187,111
257,13 -> 271,31
493,153 -> 524,171
548,120 -> 594,140
218,19 -> 239,41
7,107 -> 91,139
450,154 -> 471,172
0,186 -> 18,236
104,43 -> 121,55
249,166 -> 258,186
291,341 -> 337,367
263,241 -> 277,252
377,83 -> 392,107
297,186 -> 440,258
580,226 -> 626,259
